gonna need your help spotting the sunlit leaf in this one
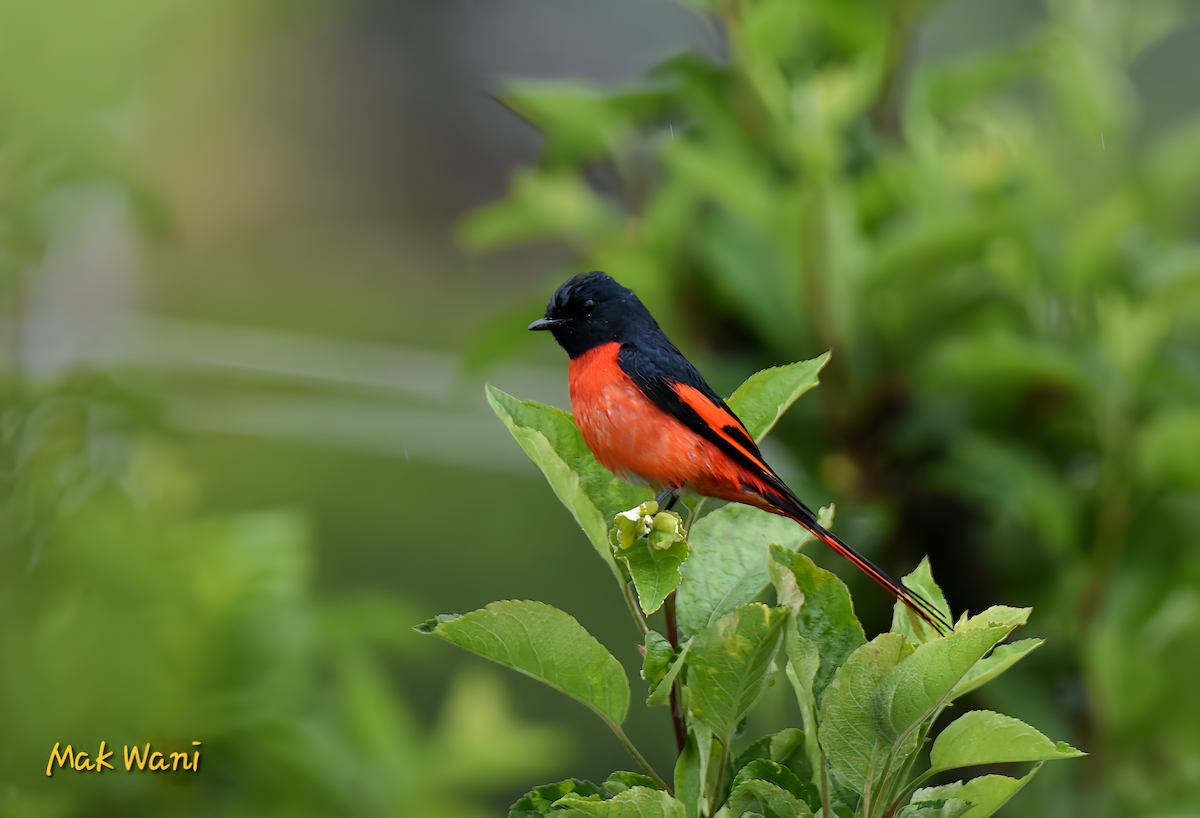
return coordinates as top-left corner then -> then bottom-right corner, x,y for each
818,633 -> 914,793
678,505 -> 809,639
782,622 -> 823,796
685,604 -> 788,744
957,606 -> 1031,631
731,757 -> 818,815
871,626 -> 1012,746
770,546 -> 865,702
727,353 -> 831,442
726,777 -> 814,818
603,771 -> 664,794
618,529 -> 689,615
509,779 -> 612,817
950,639 -> 1043,700
930,711 -> 1085,773
417,600 -> 630,727
910,765 -> 1041,818
553,786 -> 686,818
890,558 -> 953,645
895,798 -> 973,818
487,386 -> 652,580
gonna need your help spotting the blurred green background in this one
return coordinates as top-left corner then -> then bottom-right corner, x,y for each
2,1 -> 1199,816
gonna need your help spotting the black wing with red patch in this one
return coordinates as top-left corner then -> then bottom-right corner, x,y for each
616,341 -> 789,490
616,340 -> 952,634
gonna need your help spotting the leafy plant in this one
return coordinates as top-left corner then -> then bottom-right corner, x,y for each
0,375 -> 568,818
460,0 -> 1200,812
419,358 -> 1082,817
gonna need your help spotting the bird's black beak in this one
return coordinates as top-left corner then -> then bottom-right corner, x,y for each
528,317 -> 565,331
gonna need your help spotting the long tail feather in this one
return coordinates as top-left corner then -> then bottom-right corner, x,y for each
763,489 -> 952,636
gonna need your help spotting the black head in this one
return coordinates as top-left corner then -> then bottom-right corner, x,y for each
528,271 -> 658,358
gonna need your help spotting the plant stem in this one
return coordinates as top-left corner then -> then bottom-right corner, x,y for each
710,737 -> 732,816
664,591 -> 687,752
871,0 -> 925,139
862,744 -> 880,818
603,717 -> 674,795
820,752 -> 832,818
623,579 -> 650,638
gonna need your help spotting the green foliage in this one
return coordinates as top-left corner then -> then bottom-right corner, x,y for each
929,712 -> 1084,773
488,385 -> 652,582
0,376 -> 568,818
685,604 -> 788,745
418,600 -> 631,728
423,357 -> 1081,817
770,546 -> 866,701
726,353 -> 830,443
615,502 -> 690,615
678,505 -> 812,640
462,0 -> 1200,811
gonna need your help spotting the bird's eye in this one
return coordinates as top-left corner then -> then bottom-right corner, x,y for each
582,299 -> 596,312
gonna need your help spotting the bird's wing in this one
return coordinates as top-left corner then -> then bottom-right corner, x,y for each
617,341 -> 790,492
618,341 -> 952,635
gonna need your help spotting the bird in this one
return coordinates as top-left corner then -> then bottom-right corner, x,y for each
528,271 -> 950,635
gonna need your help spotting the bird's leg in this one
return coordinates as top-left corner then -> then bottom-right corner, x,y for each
654,487 -> 679,512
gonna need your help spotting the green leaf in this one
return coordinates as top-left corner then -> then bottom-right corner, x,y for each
642,631 -> 675,685
686,604 -> 788,744
417,600 -> 630,727
741,0 -> 807,62
647,637 -> 693,707
487,386 -> 652,581
895,798 -> 973,818
698,210 -> 804,354
783,626 -> 820,713
675,725 -> 716,818
731,758 -> 819,815
662,141 -> 776,228
782,622 -> 823,794
871,626 -> 1012,746
554,787 -> 686,818
727,353 -> 831,442
1136,409 -> 1200,488
909,765 -> 1041,818
929,711 -> 1085,773
619,533 -> 690,615
950,639 -> 1043,700
777,618 -> 825,791
499,81 -> 670,169
734,728 -> 806,772
958,606 -> 1031,631
890,558 -> 953,645
726,777 -> 814,818
603,771 -> 664,794
509,779 -> 612,817
678,505 -> 810,639
818,633 -> 914,793
460,170 -> 623,250
770,546 -> 866,702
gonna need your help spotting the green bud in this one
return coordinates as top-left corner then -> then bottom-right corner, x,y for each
641,630 -> 674,684
613,501 -> 660,549
648,510 -> 686,550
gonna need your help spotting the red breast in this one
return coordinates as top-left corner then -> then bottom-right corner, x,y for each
568,342 -> 774,509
